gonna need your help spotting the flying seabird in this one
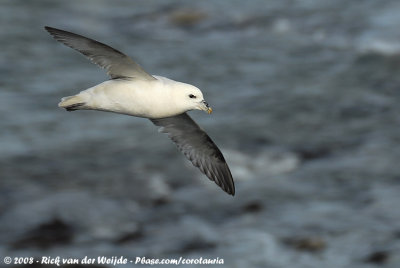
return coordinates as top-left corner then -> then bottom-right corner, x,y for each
45,26 -> 235,196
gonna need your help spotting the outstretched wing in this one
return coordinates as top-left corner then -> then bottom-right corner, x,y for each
45,26 -> 155,81
151,113 -> 235,196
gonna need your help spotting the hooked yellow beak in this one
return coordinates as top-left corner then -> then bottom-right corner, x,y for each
201,100 -> 212,114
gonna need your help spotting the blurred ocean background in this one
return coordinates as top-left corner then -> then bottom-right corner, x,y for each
1,0 -> 400,267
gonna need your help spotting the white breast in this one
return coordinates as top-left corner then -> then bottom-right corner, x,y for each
79,76 -> 187,118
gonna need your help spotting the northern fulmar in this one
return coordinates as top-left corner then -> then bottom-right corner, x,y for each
45,26 -> 235,196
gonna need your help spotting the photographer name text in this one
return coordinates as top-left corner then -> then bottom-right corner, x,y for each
4,256 -> 224,266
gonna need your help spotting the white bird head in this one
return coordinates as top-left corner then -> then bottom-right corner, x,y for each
176,84 -> 213,114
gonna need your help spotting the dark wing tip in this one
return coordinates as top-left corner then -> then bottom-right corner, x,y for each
226,178 -> 235,196
44,26 -> 73,43
44,26 -> 79,41
226,184 -> 236,196
217,163 -> 235,196
200,159 -> 235,196
44,26 -> 63,36
44,26 -> 58,37
212,155 -> 235,196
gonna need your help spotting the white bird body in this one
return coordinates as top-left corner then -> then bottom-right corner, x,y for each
60,76 -> 205,119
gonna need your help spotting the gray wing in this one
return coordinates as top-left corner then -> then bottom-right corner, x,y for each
151,113 -> 235,196
45,26 -> 155,81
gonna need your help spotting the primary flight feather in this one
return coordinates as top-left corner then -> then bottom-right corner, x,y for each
45,26 -> 235,196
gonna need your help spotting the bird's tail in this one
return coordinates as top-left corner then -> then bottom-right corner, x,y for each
58,94 -> 87,111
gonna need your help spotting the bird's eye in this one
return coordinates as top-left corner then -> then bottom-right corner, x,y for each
189,94 -> 196,99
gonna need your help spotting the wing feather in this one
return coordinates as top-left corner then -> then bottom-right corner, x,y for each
151,113 -> 235,195
45,26 -> 155,81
